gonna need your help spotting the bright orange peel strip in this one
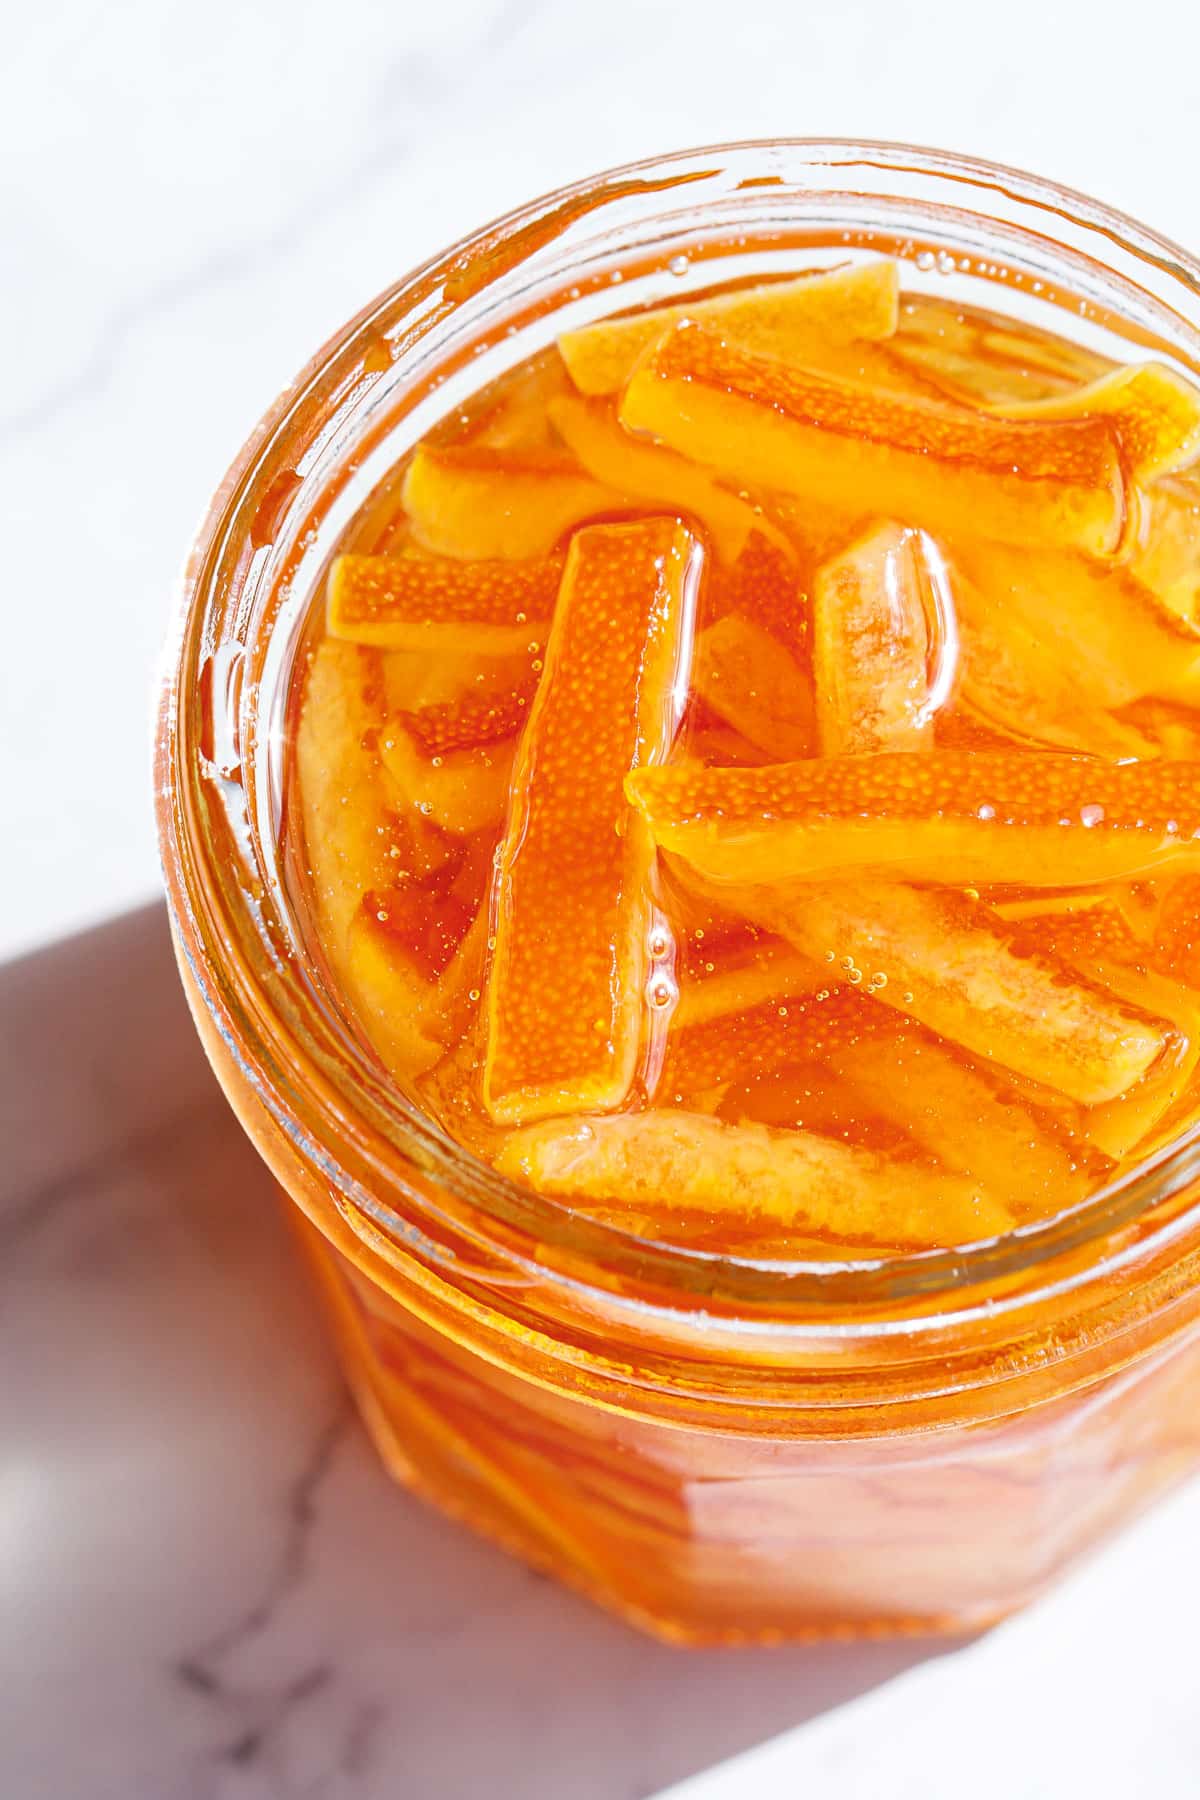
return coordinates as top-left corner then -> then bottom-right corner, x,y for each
379,726 -> 512,836
402,444 -> 631,560
1011,899 -> 1200,1158
547,393 -> 789,563
342,906 -> 444,1081
627,750 -> 1200,890
660,954 -> 1093,1207
327,551 -> 560,653
693,612 -> 816,758
399,683 -> 536,757
619,322 -> 1126,556
293,640 -> 395,948
812,522 -> 938,752
557,258 -> 900,397
683,875 -> 1171,1106
483,518 -> 699,1124
985,361 -> 1200,483
495,1108 -> 1013,1248
1130,478 -> 1200,627
951,541 -> 1200,709
671,932 -> 825,1033
949,567 -> 1159,759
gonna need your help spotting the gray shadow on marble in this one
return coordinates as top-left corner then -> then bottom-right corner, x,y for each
0,906 -> 959,1800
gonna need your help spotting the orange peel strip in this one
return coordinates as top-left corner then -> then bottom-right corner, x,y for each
483,518 -> 699,1124
557,258 -> 900,397
663,982 -> 874,1097
693,612 -> 816,758
812,521 -> 937,753
1012,901 -> 1200,1157
671,933 -> 826,1033
949,566 -> 1160,759
495,1109 -> 1013,1247
456,348 -> 575,452
886,298 -> 1111,408
684,874 -> 1171,1106
984,362 -> 1200,484
821,1030 -> 1095,1210
627,750 -> 1200,890
951,541 -> 1200,709
378,645 -> 535,717
342,906 -> 443,1080
1155,875 -> 1200,988
547,393 -> 791,564
401,444 -> 632,560
706,532 -> 810,643
1129,477 -> 1200,629
619,322 -> 1126,556
379,725 -> 512,836
399,683 -> 536,757
327,551 -> 560,653
293,640 -> 396,948
661,969 -> 1091,1208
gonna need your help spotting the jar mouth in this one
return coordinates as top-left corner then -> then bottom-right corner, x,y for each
156,136 -> 1200,1327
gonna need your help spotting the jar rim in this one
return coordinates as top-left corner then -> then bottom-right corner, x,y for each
155,136 -> 1200,1332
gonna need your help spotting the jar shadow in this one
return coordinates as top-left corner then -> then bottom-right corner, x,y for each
0,904 -> 962,1798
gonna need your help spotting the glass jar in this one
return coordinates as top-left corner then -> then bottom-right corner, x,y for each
155,139 -> 1200,1646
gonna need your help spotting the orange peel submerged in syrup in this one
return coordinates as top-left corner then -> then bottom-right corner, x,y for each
287,255 -> 1200,1252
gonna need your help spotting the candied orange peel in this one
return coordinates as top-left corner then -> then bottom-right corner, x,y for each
1131,478 -> 1200,627
547,393 -> 790,563
811,522 -> 939,752
342,906 -> 444,1081
293,640 -> 395,948
402,444 -> 631,560
379,726 -> 512,836
620,322 -> 1127,555
676,874 -> 1172,1107
984,361 -> 1200,483
328,551 -> 560,653
483,518 -> 699,1124
557,258 -> 900,397
627,750 -> 1200,890
951,541 -> 1200,710
949,567 -> 1159,758
495,1109 -> 1013,1248
693,613 -> 815,759
291,260 -> 1200,1263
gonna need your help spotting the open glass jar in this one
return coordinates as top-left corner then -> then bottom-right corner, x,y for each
156,140 -> 1200,1646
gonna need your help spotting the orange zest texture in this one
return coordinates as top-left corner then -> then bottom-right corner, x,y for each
627,751 -> 1200,890
557,257 -> 900,396
402,445 -> 630,559
811,522 -> 939,752
685,875 -> 1172,1107
482,518 -> 699,1124
289,255 -> 1200,1260
619,322 -> 1127,555
547,393 -> 786,563
328,551 -> 560,653
495,1109 -> 1013,1248
984,362 -> 1200,482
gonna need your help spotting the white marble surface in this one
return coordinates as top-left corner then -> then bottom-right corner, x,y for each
6,1 -> 1200,1794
